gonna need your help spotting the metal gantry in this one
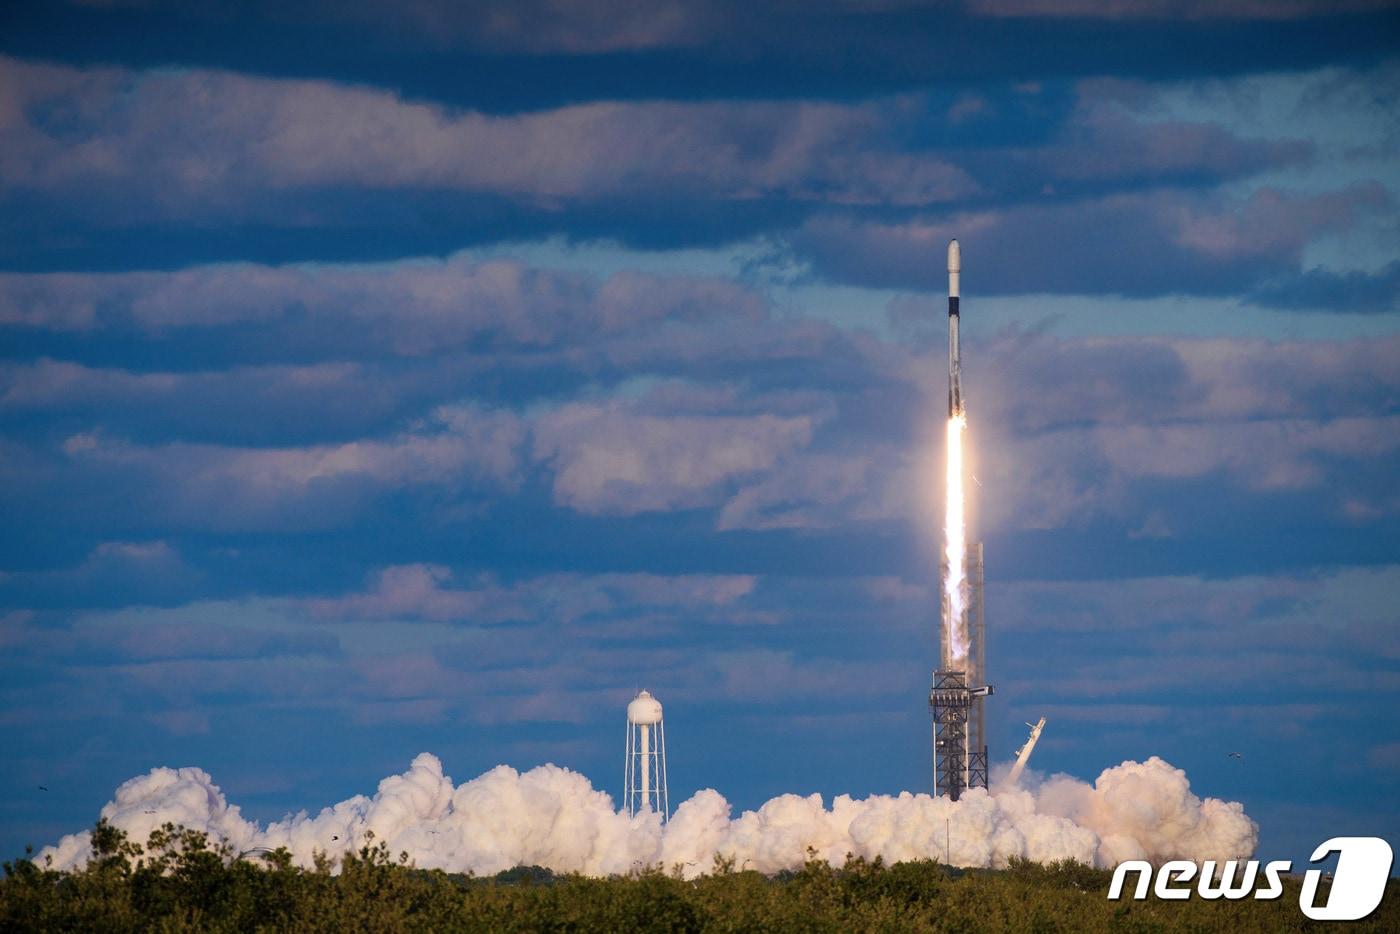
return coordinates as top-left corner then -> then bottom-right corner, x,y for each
933,542 -> 992,800
931,670 -> 993,800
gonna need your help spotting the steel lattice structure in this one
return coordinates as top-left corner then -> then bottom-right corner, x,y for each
933,543 -> 992,799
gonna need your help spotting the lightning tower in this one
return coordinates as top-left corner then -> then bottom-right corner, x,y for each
932,240 -> 993,800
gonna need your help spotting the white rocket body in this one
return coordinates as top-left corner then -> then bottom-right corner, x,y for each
948,239 -> 963,417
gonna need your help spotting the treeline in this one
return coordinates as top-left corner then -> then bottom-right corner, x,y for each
2,821 -> 1394,932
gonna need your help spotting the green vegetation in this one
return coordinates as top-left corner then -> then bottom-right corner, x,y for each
3,822 -> 1394,932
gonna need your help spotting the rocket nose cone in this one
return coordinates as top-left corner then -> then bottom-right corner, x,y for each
947,239 -> 960,273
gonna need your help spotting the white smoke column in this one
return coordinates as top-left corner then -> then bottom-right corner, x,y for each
37,754 -> 1255,879
943,412 -> 969,666
1030,757 -> 1259,866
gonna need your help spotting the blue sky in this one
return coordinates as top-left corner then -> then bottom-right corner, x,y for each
1,0 -> 1398,868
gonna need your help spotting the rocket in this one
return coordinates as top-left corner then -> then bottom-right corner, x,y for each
948,239 -> 963,417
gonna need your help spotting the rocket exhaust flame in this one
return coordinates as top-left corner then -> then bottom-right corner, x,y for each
943,412 -> 969,668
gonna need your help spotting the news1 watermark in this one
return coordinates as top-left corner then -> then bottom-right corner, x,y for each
1108,837 -> 1393,921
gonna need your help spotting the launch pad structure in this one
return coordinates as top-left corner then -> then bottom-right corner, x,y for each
932,543 -> 991,800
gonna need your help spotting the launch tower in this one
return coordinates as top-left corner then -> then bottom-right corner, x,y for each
932,548 -> 990,799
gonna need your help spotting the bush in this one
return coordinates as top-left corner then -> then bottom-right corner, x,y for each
2,825 -> 1396,933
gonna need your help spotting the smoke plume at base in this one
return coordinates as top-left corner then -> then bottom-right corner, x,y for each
37,753 -> 1256,878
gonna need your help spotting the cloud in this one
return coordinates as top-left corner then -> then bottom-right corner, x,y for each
1248,261 -> 1400,313
39,0 -> 715,56
0,358 -> 433,445
306,564 -> 758,625
0,569 -> 786,740
1094,415 -> 1400,491
967,330 -> 1400,430
11,0 -> 1392,113
0,539 -> 199,608
3,55 -> 1390,302
85,622 -> 337,665
532,401 -> 817,516
961,76 -> 1312,195
6,291 -> 1399,541
50,404 -> 524,530
330,0 -> 709,53
714,439 -> 927,532
0,256 -> 766,344
985,566 -> 1400,728
972,411 -> 1400,533
308,565 -> 509,623
706,649 -> 905,703
0,56 -> 972,219
934,329 -> 1400,531
990,569 -> 1375,635
1,54 -> 1352,281
794,182 -> 1390,296
969,0 -> 1397,18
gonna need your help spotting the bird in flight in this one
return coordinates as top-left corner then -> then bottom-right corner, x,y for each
1228,752 -> 1243,761
38,786 -> 48,791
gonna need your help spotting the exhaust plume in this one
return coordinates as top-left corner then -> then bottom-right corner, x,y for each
38,754 -> 1256,878
943,412 -> 969,667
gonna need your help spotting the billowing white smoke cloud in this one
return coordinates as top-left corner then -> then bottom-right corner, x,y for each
38,754 -> 1255,878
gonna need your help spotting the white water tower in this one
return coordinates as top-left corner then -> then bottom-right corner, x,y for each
624,690 -> 668,822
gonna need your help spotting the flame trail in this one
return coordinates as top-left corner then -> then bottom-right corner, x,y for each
943,412 -> 969,667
